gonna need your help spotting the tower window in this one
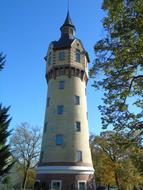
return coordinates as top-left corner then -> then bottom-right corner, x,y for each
75,69 -> 80,77
59,80 -> 65,89
78,181 -> 87,190
59,51 -> 65,61
56,135 -> 63,145
76,151 -> 82,162
40,151 -> 44,162
44,122 -> 47,132
75,96 -> 80,105
70,28 -> 74,35
60,68 -> 65,75
51,180 -> 62,190
57,105 -> 64,115
75,122 -> 81,132
48,56 -> 52,65
76,49 -> 80,63
47,97 -> 50,107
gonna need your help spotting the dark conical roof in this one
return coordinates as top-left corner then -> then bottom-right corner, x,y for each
61,11 -> 76,29
52,11 -> 76,50
64,11 -> 73,26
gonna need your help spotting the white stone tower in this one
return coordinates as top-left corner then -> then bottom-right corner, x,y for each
35,11 -> 95,190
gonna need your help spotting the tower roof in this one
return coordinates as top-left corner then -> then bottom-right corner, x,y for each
60,11 -> 76,31
62,11 -> 75,29
51,11 -> 76,50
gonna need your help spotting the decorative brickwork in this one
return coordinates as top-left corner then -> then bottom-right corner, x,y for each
46,65 -> 88,83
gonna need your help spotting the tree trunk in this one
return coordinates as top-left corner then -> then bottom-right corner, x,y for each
22,165 -> 29,189
114,171 -> 120,190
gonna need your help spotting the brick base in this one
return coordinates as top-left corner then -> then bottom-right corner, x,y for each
34,173 -> 95,190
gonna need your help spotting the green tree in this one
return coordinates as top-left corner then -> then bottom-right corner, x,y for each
0,53 -> 14,181
90,131 -> 143,189
0,53 -> 5,71
11,123 -> 41,189
90,0 -> 143,135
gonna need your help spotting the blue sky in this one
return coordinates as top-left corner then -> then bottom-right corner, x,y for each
0,0 -> 105,134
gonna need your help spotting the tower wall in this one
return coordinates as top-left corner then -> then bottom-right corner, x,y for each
41,76 -> 92,164
35,13 -> 95,190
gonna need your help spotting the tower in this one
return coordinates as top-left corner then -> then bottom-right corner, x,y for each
35,11 -> 95,190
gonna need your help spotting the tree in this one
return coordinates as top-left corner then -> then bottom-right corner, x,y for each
91,139 -> 116,187
0,53 -> 5,71
0,53 -> 14,181
90,0 -> 143,136
90,131 -> 143,189
11,123 -> 41,189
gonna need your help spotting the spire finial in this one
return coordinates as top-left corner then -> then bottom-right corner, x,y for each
68,0 -> 70,13
60,1 -> 76,38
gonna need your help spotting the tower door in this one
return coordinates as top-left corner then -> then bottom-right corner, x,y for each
78,181 -> 87,190
51,180 -> 62,190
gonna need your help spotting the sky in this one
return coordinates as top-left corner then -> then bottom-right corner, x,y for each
0,0 -> 106,134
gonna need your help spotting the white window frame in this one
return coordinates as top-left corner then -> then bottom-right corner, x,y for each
51,180 -> 62,190
78,180 -> 87,190
76,150 -> 82,162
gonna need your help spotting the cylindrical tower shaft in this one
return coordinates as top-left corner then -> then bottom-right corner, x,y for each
35,11 -> 95,190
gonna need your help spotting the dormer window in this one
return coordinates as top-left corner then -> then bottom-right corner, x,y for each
59,52 -> 65,61
76,49 -> 80,63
